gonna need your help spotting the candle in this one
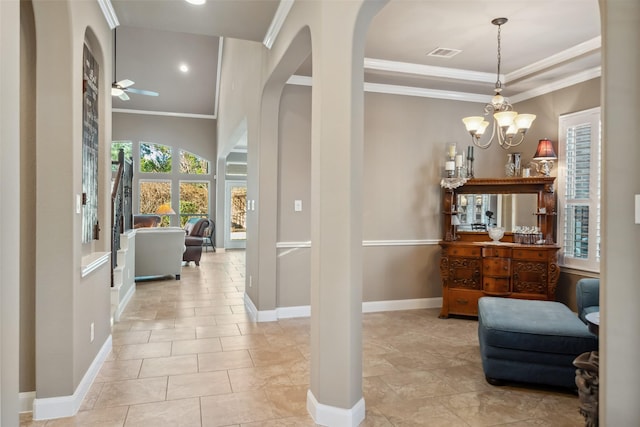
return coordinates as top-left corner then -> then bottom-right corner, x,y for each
445,161 -> 455,171
448,144 -> 456,159
455,154 -> 463,167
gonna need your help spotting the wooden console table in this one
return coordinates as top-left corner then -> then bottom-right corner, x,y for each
439,241 -> 560,318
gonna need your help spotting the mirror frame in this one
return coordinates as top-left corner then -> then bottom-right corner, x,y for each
442,177 -> 556,243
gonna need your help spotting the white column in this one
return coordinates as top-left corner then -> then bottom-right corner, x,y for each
306,1 -> 385,426
0,0 -> 21,425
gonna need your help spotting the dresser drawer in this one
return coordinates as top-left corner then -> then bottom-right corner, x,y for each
483,277 -> 511,295
445,246 -> 481,257
483,257 -> 511,276
482,247 -> 512,258
512,248 -> 549,261
447,289 -> 480,316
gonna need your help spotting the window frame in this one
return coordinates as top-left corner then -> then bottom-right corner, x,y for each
557,107 -> 601,272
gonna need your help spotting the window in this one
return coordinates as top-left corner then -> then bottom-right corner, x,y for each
180,150 -> 209,174
558,107 -> 601,272
179,181 -> 209,226
139,180 -> 172,226
140,142 -> 172,173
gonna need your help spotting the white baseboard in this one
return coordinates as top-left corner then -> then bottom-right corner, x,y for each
245,292 -> 442,322
32,335 -> 112,420
19,391 -> 35,413
112,282 -> 135,322
362,297 -> 442,312
307,389 -> 365,427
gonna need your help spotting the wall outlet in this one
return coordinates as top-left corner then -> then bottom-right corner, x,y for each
249,275 -> 252,287
90,322 -> 95,343
294,200 -> 302,212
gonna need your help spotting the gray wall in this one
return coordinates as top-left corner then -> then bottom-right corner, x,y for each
274,79 -> 600,309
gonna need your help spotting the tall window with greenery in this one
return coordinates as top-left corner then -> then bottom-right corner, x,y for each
140,142 -> 172,173
139,180 -> 172,226
180,181 -> 209,226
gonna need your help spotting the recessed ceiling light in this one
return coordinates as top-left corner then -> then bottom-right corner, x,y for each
179,63 -> 189,73
184,0 -> 206,5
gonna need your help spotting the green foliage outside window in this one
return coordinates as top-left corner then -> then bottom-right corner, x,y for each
180,150 -> 209,174
179,181 -> 209,226
140,142 -> 172,173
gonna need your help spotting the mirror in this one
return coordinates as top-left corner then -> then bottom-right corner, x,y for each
456,193 -> 538,231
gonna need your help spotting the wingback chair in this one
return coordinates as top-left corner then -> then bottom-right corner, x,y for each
183,218 -> 210,266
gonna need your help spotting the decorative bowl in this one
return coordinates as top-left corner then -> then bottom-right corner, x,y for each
488,226 -> 505,242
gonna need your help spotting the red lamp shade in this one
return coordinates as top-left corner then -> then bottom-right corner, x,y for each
533,139 -> 557,160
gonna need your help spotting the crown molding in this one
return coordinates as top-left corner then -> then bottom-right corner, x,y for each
112,108 -> 216,120
506,37 -> 601,83
263,0 -> 295,49
364,58 -> 497,83
510,66 -> 601,103
97,0 -> 119,29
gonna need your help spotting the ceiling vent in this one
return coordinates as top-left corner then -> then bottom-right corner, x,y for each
427,47 -> 462,59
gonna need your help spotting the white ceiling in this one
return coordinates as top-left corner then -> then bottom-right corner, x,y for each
109,0 -> 601,117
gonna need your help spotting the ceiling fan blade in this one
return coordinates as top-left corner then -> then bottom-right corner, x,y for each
126,87 -> 159,97
117,79 -> 135,88
119,92 -> 130,101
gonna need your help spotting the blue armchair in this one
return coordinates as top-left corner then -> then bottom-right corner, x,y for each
576,278 -> 600,323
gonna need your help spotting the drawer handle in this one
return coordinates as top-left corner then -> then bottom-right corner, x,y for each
455,298 -> 468,305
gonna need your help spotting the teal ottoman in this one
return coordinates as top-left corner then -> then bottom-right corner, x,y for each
478,297 -> 598,389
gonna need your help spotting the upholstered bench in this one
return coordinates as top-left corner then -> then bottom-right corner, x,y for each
478,297 -> 598,389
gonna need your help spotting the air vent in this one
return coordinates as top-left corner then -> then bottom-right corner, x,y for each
427,47 -> 462,59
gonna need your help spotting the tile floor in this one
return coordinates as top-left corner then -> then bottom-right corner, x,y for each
21,250 -> 585,426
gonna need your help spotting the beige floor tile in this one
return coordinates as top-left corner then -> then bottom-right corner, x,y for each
96,359 -> 143,382
195,324 -> 241,339
21,251 -> 584,427
125,397 -> 202,426
94,377 -> 168,408
220,334 -> 270,351
112,330 -> 151,346
200,390 -> 277,427
167,370 -> 232,400
194,306 -> 234,316
264,384 -> 309,418
227,366 -> 293,392
139,354 -> 198,378
116,341 -> 172,360
149,327 -> 197,342
174,316 -> 218,328
248,347 -> 305,367
44,406 -> 128,426
198,349 -> 254,372
172,337 -> 223,356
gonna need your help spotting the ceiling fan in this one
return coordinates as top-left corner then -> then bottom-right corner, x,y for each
111,27 -> 159,101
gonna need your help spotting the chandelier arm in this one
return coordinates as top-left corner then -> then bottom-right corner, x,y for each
502,133 -> 526,148
471,117 -> 497,149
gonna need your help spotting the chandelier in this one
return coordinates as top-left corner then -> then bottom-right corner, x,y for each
462,18 -> 536,149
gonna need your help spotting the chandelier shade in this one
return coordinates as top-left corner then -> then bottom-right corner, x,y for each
462,18 -> 536,149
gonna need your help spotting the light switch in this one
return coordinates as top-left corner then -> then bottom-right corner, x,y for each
635,195 -> 640,224
76,194 -> 82,214
294,200 -> 302,212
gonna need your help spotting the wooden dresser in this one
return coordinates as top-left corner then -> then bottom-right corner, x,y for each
439,177 -> 560,318
439,241 -> 560,317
